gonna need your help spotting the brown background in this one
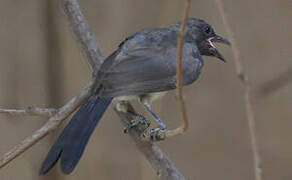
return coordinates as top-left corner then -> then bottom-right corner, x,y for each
0,0 -> 292,180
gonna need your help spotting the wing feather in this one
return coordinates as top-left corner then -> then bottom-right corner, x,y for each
99,33 -> 203,97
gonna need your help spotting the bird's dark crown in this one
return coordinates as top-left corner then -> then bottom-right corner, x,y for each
170,18 -> 230,62
170,18 -> 215,41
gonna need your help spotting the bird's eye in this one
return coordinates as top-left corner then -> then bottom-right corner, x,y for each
203,26 -> 211,34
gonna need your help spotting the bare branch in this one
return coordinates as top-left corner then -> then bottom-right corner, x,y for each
0,82 -> 93,168
0,107 -> 56,117
214,1 -> 262,180
60,0 -> 105,71
60,0 -> 185,178
0,0 -> 184,178
115,105 -> 185,180
166,0 -> 192,138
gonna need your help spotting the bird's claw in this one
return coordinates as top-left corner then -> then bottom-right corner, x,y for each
144,127 -> 166,141
123,115 -> 151,134
123,112 -> 166,141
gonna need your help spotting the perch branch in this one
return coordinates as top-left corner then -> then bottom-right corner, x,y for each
0,107 -> 56,117
166,0 -> 192,138
214,1 -> 262,180
115,105 -> 185,180
0,0 -> 185,179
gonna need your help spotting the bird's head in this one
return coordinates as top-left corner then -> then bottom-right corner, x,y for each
181,18 -> 230,62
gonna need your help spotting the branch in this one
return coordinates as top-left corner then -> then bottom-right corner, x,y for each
60,0 -> 105,71
0,107 -> 56,117
0,82 -> 93,168
0,0 -> 185,179
214,1 -> 262,180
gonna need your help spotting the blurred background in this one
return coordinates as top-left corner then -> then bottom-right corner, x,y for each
0,0 -> 291,179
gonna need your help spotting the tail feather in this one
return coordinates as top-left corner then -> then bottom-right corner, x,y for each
40,97 -> 112,175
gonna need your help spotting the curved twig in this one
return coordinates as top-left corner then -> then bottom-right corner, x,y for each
166,0 -> 192,138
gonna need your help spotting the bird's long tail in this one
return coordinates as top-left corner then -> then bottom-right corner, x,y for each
40,97 -> 113,175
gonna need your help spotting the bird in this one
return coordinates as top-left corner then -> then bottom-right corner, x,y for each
40,18 -> 230,175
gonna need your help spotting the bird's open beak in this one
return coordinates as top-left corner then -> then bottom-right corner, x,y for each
207,35 -> 230,62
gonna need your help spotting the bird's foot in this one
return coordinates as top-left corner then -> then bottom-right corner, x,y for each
123,114 -> 151,134
144,126 -> 166,141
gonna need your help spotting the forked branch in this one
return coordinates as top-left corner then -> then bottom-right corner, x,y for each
0,0 -> 185,179
0,82 -> 93,168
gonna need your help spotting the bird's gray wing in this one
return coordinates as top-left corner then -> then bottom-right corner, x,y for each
99,41 -> 203,97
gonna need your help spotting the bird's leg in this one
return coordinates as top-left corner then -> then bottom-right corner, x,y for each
139,96 -> 166,141
143,103 -> 166,130
114,100 -> 150,135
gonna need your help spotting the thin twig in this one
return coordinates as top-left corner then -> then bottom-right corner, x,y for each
0,107 -> 56,117
166,0 -> 192,138
0,82 -> 93,168
214,1 -> 262,180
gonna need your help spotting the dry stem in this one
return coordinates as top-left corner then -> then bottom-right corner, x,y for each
166,0 -> 192,138
214,1 -> 262,180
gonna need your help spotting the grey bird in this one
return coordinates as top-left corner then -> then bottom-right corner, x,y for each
40,18 -> 230,175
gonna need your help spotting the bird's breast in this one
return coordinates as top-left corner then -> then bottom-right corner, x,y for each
182,58 -> 204,85
114,91 -> 168,103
